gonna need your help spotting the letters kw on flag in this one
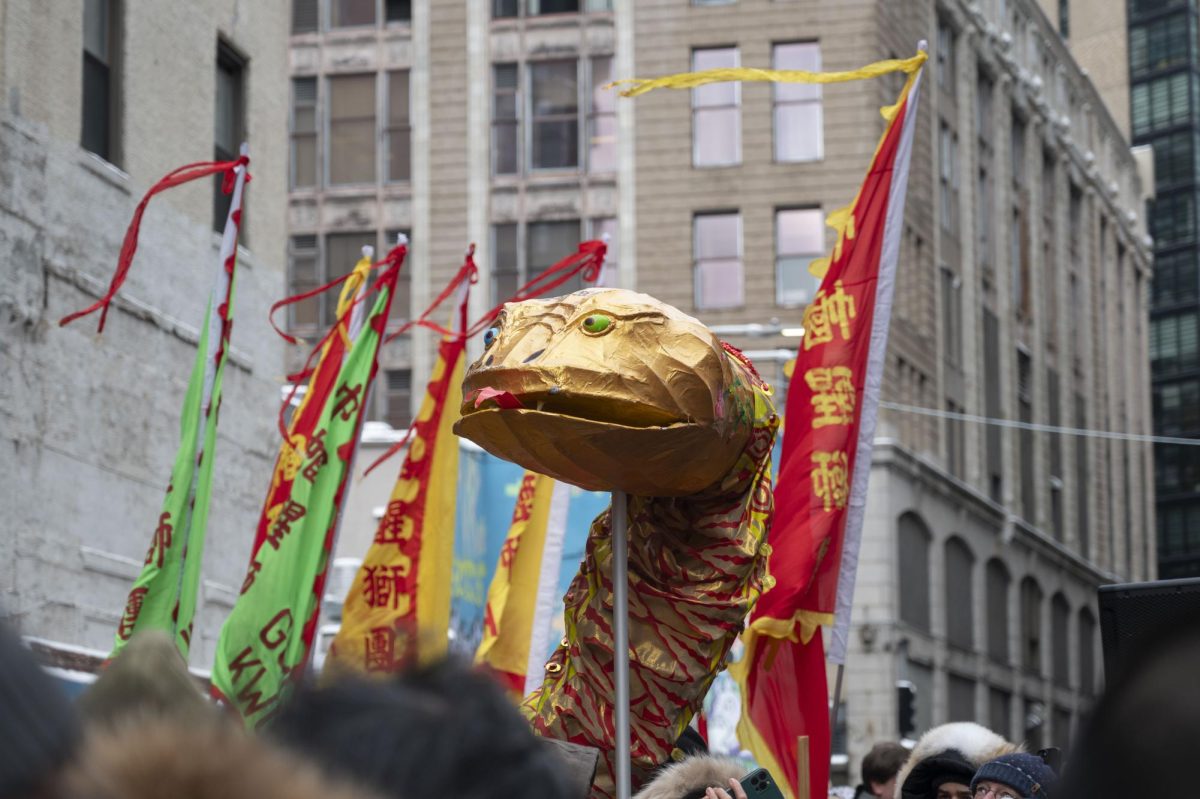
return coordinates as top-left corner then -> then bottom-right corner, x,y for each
729,51 -> 927,799
211,251 -> 401,727
328,287 -> 469,673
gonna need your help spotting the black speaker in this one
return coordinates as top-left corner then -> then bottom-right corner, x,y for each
1098,577 -> 1200,682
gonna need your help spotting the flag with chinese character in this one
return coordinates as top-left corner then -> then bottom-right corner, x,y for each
210,249 -> 401,728
75,154 -> 250,661
729,53 -> 927,799
326,286 -> 470,674
474,472 -> 572,696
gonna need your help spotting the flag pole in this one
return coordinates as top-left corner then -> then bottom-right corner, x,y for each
828,663 -> 844,759
612,489 -> 631,799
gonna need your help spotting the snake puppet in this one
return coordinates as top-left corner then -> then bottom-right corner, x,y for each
454,288 -> 778,798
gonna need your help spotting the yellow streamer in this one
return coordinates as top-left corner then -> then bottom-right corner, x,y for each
610,51 -> 927,97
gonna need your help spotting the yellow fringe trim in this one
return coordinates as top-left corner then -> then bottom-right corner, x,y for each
610,51 -> 927,97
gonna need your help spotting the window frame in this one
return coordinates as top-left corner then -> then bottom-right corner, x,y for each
772,41 -> 823,164
290,76 -> 319,189
774,207 -> 825,308
82,0 -> 121,165
691,46 -> 741,168
385,69 -> 412,183
693,211 -> 744,310
326,72 -> 378,187
527,59 -> 582,173
214,39 -> 247,234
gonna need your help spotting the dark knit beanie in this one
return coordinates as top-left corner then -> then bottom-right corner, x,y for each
971,753 -> 1057,799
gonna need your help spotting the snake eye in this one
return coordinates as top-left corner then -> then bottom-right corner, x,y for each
580,314 -> 613,336
484,326 -> 500,347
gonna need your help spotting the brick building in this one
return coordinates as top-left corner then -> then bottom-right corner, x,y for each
0,0 -> 290,669
282,0 -> 1155,782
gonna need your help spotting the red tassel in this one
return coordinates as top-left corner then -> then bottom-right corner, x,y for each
59,155 -> 250,333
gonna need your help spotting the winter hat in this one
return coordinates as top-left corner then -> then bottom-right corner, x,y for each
970,753 -> 1057,799
900,749 -> 976,798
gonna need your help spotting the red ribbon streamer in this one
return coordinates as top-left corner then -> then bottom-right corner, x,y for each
58,156 -> 251,333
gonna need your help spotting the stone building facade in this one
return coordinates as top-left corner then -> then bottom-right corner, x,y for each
0,0 -> 289,669
286,0 -> 1155,783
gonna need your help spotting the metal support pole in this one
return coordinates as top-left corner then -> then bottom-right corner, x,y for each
612,490 -> 631,799
829,663 -> 844,761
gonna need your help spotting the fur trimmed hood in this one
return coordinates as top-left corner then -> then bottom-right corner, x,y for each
61,715 -> 380,799
894,723 -> 1021,799
633,755 -> 746,799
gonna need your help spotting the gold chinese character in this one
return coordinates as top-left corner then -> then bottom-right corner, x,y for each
805,366 -> 856,428
802,280 -> 857,350
811,450 -> 850,512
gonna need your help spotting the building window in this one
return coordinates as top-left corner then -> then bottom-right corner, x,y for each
529,220 -> 581,290
589,56 -> 616,173
948,674 -> 975,722
332,0 -> 376,28
1051,593 -> 1071,688
773,42 -> 822,163
1078,607 -> 1096,695
946,398 -> 965,478
492,223 -> 519,303
289,235 -> 321,330
897,512 -> 931,633
288,232 -> 389,333
1058,0 -> 1069,38
986,559 -> 1010,663
989,688 -> 1012,739
775,209 -> 824,307
945,537 -> 975,650
530,61 -> 579,170
328,74 -> 376,185
1151,311 -> 1200,376
1151,191 -> 1197,248
386,0 -> 412,22
82,0 -> 119,163
907,660 -> 934,737
976,73 -> 994,142
939,122 -> 958,234
940,266 -> 962,364
1074,393 -> 1090,558
692,47 -> 740,167
1154,378 -> 1200,435
493,64 -> 520,175
386,70 -> 411,182
379,369 -> 412,429
983,310 -> 1003,501
290,78 -> 318,188
293,0 -> 319,33
1047,367 -> 1064,539
1153,250 -> 1200,307
937,18 -> 955,95
1130,15 -> 1191,78
489,220 -> 584,304
1131,72 -> 1193,137
1020,576 -> 1043,675
694,212 -> 743,309
383,228 -> 413,325
214,42 -> 246,233
1151,132 -> 1198,192
1017,350 -> 1035,522
1011,115 -> 1026,187
494,0 -> 609,17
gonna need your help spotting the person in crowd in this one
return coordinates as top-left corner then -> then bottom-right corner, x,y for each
1057,610 -> 1200,798
852,742 -> 909,799
269,657 -> 574,799
0,620 -> 79,799
969,753 -> 1056,799
895,722 -> 1018,799
632,754 -> 747,799
76,630 -> 211,726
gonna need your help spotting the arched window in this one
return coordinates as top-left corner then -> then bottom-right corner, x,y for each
898,512 -> 932,632
986,559 -> 1011,663
1079,607 -> 1097,695
1051,593 -> 1071,687
1020,576 -> 1044,674
945,537 -> 975,649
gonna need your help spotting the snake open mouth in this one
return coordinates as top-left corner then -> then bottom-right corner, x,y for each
463,387 -> 687,429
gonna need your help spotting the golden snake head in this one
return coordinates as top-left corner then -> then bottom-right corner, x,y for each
453,288 -> 760,496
